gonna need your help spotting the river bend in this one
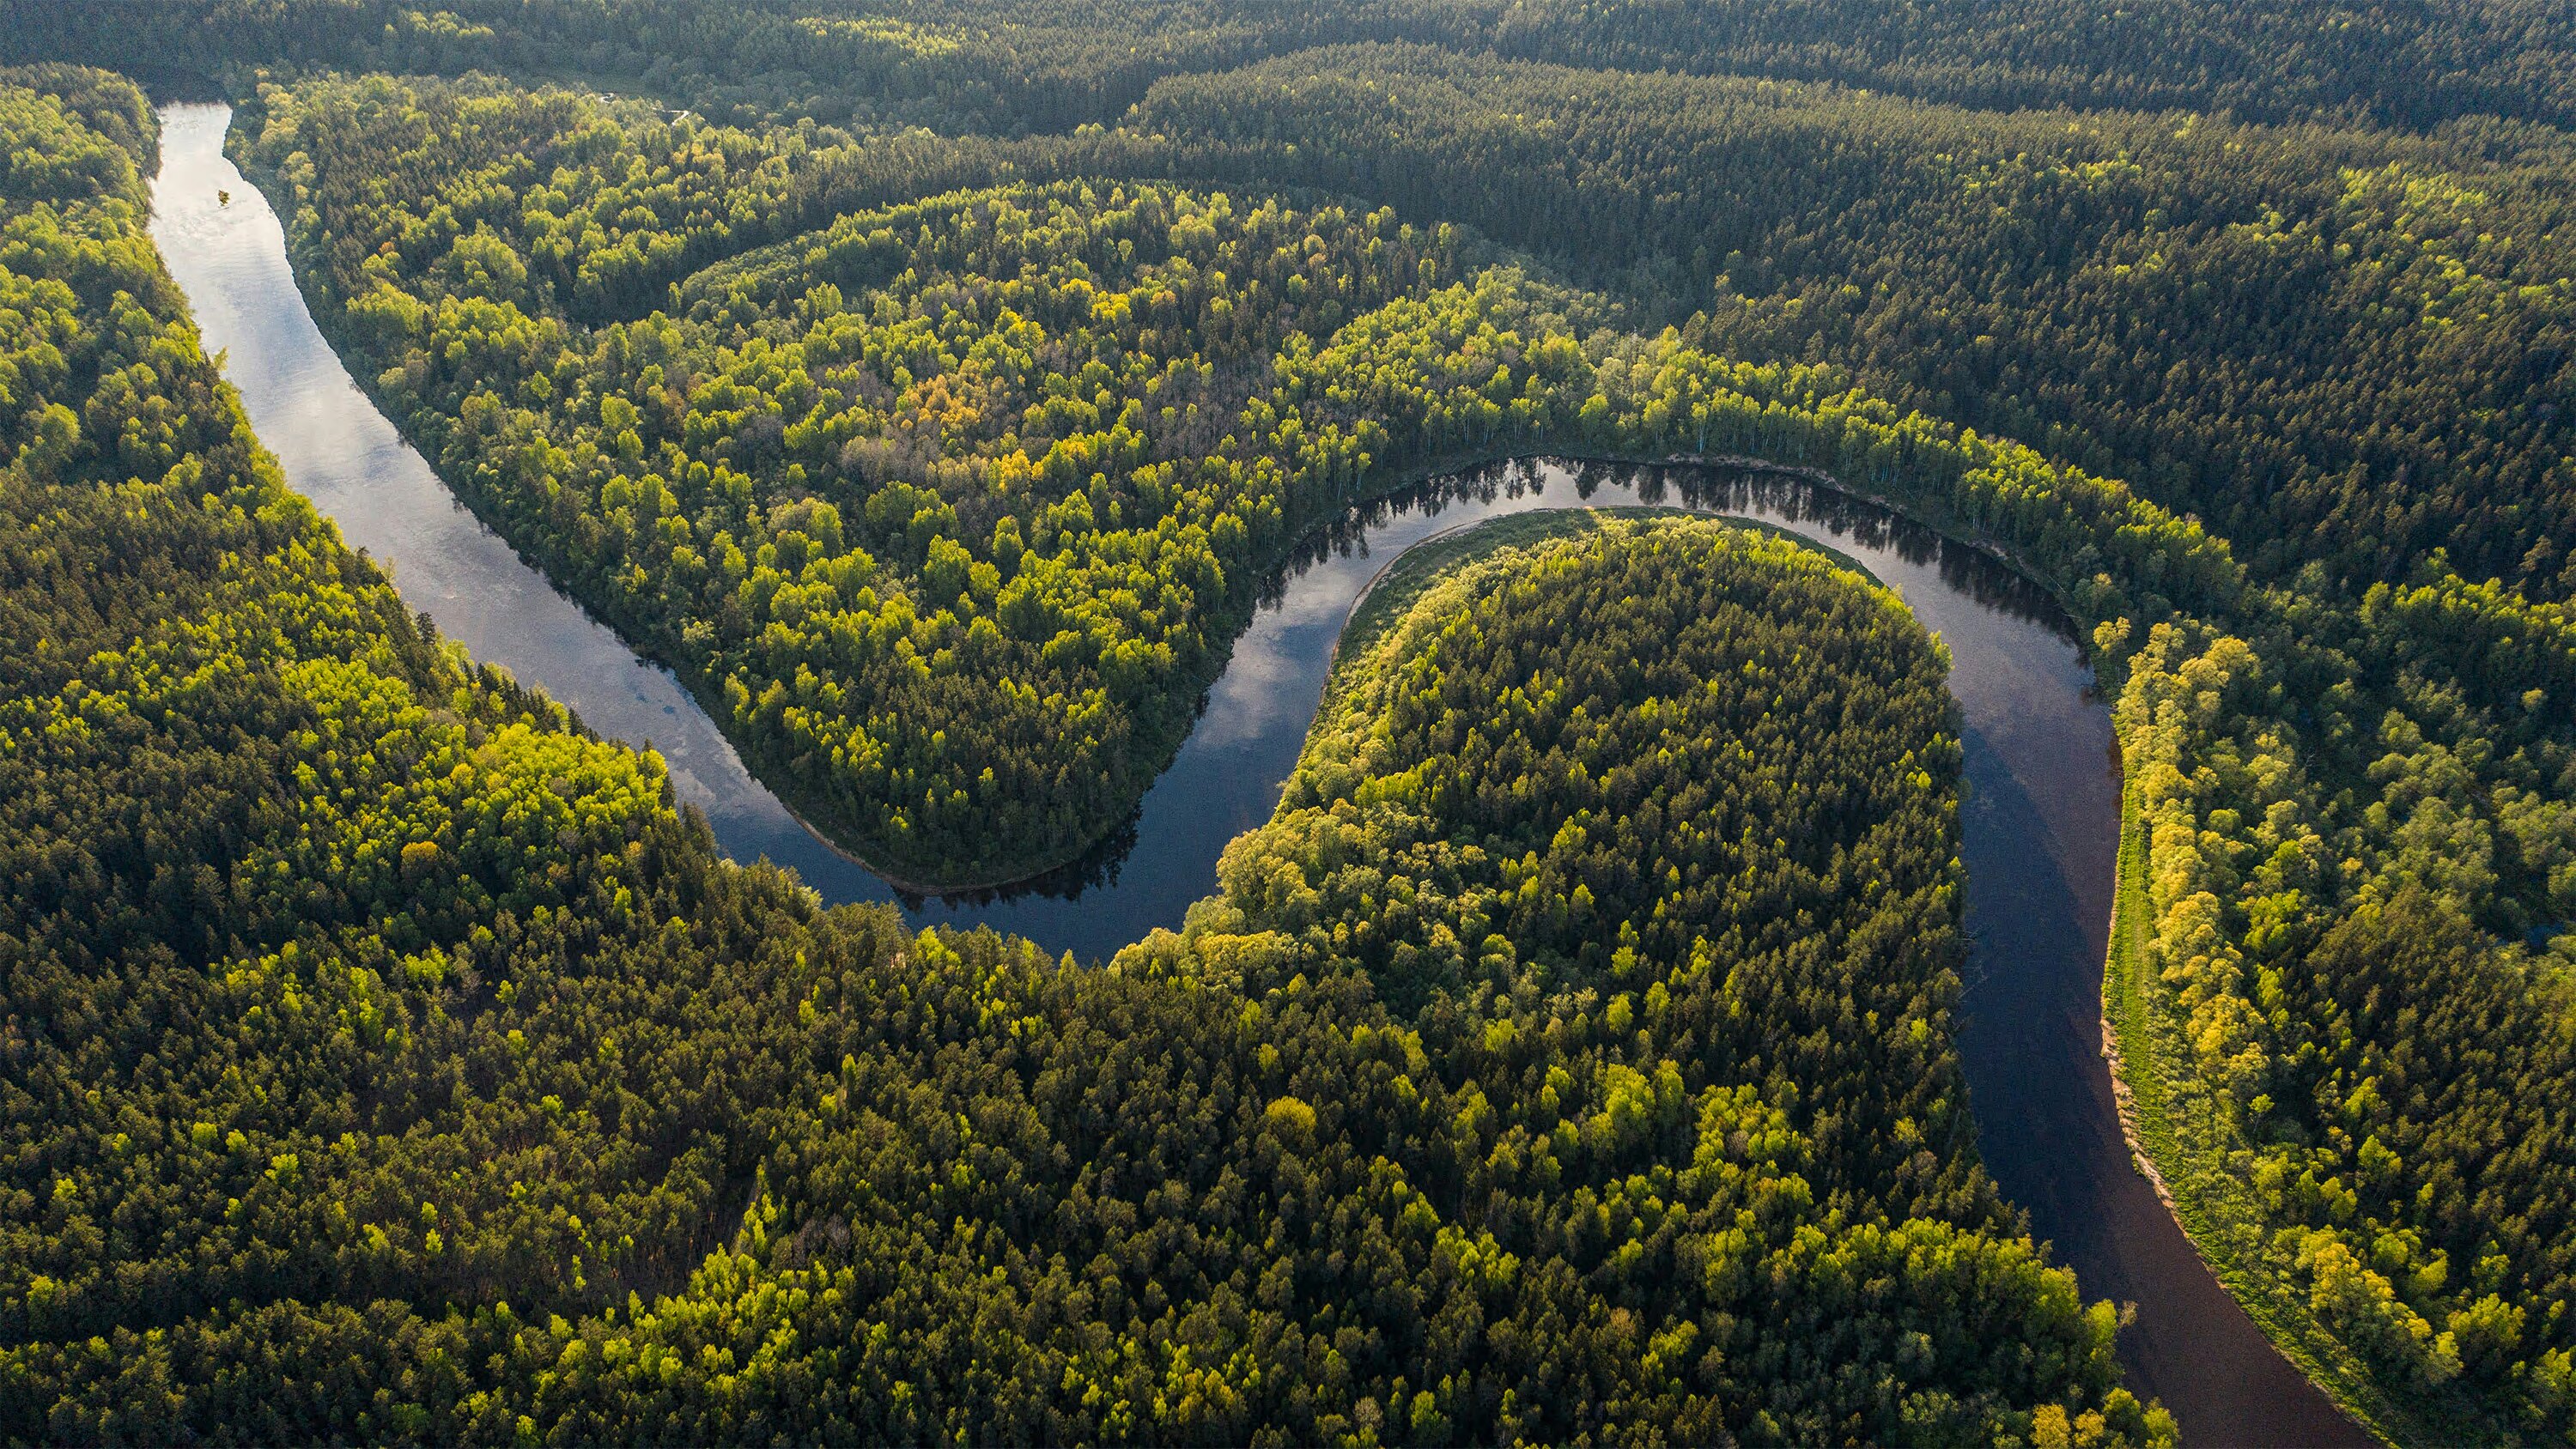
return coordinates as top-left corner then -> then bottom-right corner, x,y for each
147,100 -> 2366,1446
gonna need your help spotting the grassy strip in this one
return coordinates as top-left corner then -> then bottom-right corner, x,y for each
2101,776 -> 2464,1446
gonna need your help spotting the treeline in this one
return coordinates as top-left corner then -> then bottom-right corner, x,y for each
9,0 -> 2576,134
1127,45 -> 2576,603
143,42 -> 2576,606
0,54 -> 866,1391
0,67 -> 2166,1443
238,73 -> 1107,325
1272,288 -> 2576,1436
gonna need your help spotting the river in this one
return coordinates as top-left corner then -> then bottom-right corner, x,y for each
148,100 -> 2368,1446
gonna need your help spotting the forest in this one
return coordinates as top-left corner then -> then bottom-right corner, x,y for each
236,70 -> 1468,882
1127,45 -> 2576,600
0,68 -> 2168,1440
0,0 -> 2573,1439
217,58 -> 2576,1444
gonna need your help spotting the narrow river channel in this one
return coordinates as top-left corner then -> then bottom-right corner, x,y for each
149,100 -> 2368,1446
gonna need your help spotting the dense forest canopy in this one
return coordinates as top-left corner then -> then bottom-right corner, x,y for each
215,52 -> 2576,1443
238,70 -> 1494,883
0,71 -> 2166,1440
1127,45 -> 2576,600
3,0 -> 2576,1435
232,55 -> 2576,613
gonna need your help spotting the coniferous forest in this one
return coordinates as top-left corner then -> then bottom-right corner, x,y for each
3,0 -> 2576,1441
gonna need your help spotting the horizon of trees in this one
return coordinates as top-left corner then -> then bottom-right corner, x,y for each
11,0 -> 2576,136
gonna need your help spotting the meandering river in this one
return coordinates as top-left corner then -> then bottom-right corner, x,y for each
149,100 -> 2367,1446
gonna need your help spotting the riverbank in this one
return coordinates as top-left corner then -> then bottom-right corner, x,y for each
2101,773 -> 2503,1445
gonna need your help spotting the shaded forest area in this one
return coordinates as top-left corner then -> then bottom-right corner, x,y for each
1128,45 -> 2576,600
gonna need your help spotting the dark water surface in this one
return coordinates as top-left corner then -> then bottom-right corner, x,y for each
150,100 -> 2367,1446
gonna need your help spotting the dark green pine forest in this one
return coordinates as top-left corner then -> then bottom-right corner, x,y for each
1,0 -> 2574,1441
